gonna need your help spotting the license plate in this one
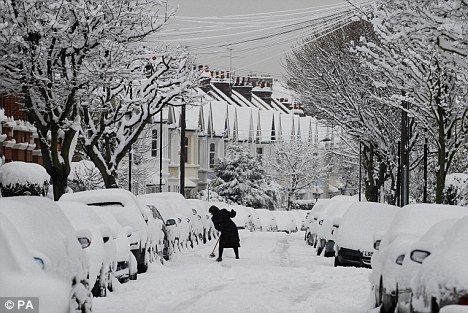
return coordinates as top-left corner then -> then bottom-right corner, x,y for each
362,251 -> 373,257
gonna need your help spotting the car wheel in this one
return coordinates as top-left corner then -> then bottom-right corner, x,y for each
71,279 -> 92,313
316,245 -> 323,256
375,277 -> 383,307
334,257 -> 340,267
381,291 -> 397,313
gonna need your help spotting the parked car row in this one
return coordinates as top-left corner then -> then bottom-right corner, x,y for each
207,202 -> 306,234
0,190 -> 220,312
303,196 -> 468,313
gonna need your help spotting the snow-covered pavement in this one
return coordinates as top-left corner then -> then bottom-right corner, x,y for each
95,231 -> 372,313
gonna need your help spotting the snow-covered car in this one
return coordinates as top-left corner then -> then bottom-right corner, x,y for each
255,209 -> 277,231
231,204 -> 255,231
89,206 -> 138,282
371,204 -> 468,313
187,199 -> 212,243
0,212 -> 70,313
0,197 -> 92,312
246,207 -> 262,231
58,201 -> 113,297
149,192 -> 197,247
186,200 -> 206,244
142,202 -> 172,260
396,219 -> 458,313
271,211 -> 296,234
138,194 -> 180,252
316,200 -> 355,257
410,215 -> 468,313
61,189 -> 150,273
305,199 -> 332,246
138,202 -> 165,263
290,210 -> 308,231
334,202 -> 400,268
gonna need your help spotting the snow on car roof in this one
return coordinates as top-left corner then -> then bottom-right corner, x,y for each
336,202 -> 400,251
413,215 -> 468,298
61,189 -> 148,242
147,192 -> 192,216
382,204 -> 468,248
137,194 -> 178,221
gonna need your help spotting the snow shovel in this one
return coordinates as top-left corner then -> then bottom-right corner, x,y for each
209,237 -> 220,258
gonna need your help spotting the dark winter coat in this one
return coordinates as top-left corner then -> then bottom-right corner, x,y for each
212,209 -> 240,248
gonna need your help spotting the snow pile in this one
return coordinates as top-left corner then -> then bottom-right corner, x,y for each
0,162 -> 50,196
336,203 -> 400,252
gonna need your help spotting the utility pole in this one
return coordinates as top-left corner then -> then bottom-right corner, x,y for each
179,100 -> 186,197
400,99 -> 410,207
423,135 -> 428,203
159,110 -> 163,193
128,146 -> 132,193
358,141 -> 362,201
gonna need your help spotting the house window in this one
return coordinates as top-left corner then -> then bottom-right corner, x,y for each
151,129 -> 158,157
184,137 -> 189,163
209,143 -> 216,168
256,147 -> 263,161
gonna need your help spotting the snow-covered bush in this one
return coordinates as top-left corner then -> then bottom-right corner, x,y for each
68,160 -> 104,192
198,189 -> 226,203
444,173 -> 468,205
0,162 -> 50,197
291,200 -> 315,211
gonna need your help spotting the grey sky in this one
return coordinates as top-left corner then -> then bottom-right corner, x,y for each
159,0 -> 350,80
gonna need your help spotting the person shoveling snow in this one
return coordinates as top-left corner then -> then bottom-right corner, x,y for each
209,205 -> 240,262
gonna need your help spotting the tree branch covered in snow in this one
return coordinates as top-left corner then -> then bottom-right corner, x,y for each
284,21 -> 401,203
79,50 -> 197,188
0,0 -> 175,199
357,0 -> 468,203
265,141 -> 326,210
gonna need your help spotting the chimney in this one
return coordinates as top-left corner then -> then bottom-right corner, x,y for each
252,77 -> 273,104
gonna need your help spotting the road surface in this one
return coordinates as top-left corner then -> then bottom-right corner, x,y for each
95,231 -> 372,313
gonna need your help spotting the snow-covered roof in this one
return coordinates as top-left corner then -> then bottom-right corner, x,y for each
259,111 -> 274,143
236,107 -> 253,141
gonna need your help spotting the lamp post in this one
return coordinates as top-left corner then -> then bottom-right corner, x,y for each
179,100 -> 186,197
358,141 -> 362,201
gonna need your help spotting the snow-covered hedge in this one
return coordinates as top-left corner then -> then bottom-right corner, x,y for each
0,162 -> 50,197
291,200 -> 315,211
444,173 -> 468,205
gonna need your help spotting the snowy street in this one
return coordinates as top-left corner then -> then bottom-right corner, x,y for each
95,231 -> 371,313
